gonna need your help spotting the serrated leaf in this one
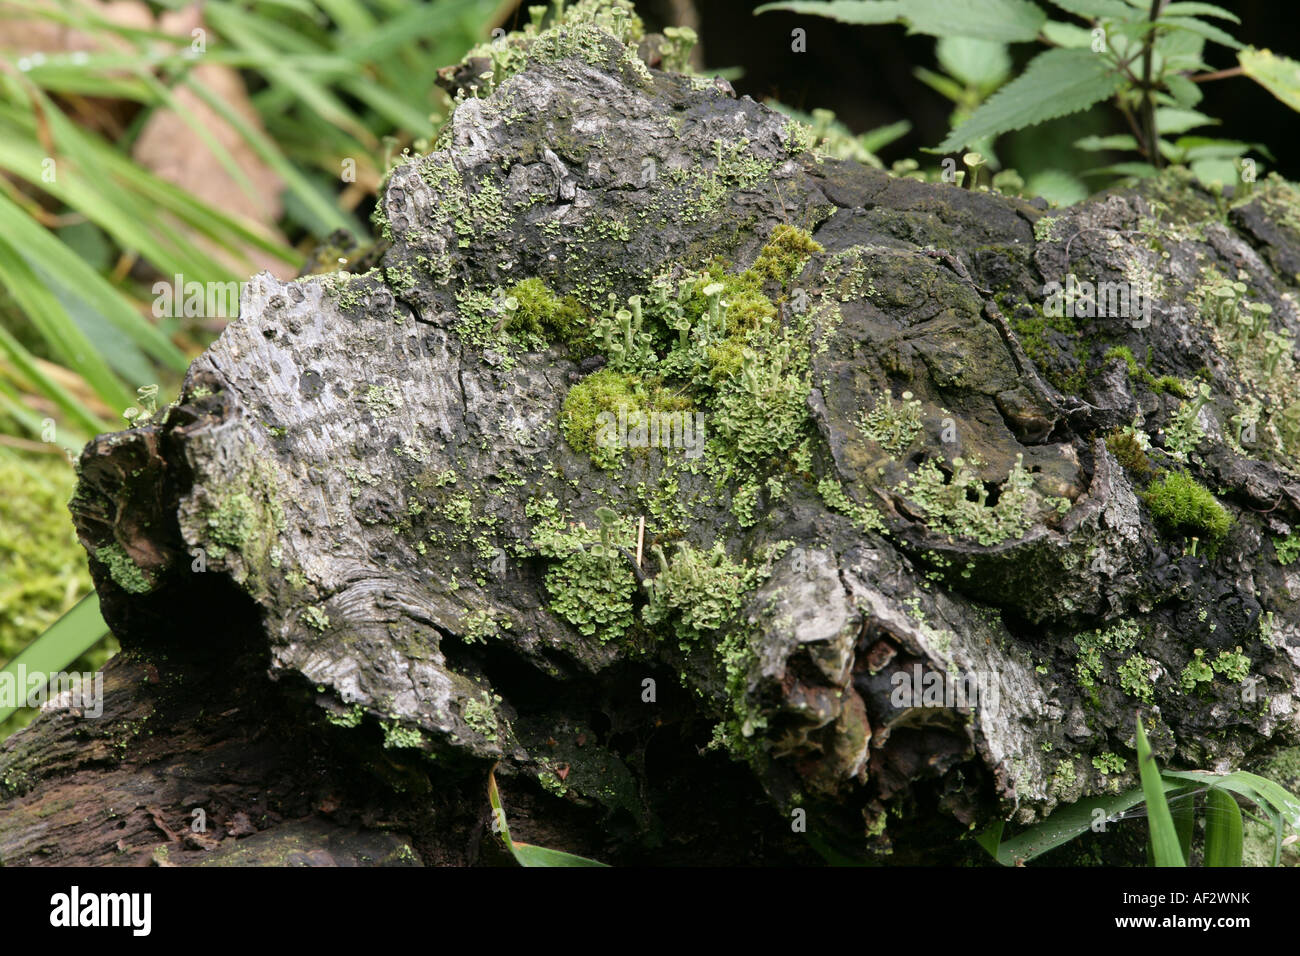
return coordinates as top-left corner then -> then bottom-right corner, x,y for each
1083,161 -> 1159,178
1164,72 -> 1204,107
1159,16 -> 1243,50
903,0 -> 1048,43
1240,47 -> 1300,113
1048,0 -> 1134,17
936,36 -> 1012,89
1161,3 -> 1239,23
859,119 -> 913,152
915,66 -> 970,103
1175,136 -> 1251,160
758,0 -> 1047,42
1156,27 -> 1207,71
1075,133 -> 1139,151
753,1 -> 906,23
1203,788 -> 1243,867
938,48 -> 1124,151
1155,107 -> 1216,134
1041,20 -> 1095,47
1135,715 -> 1186,867
1025,169 -> 1089,206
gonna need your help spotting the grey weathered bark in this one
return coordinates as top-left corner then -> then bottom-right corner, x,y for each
3,13 -> 1300,865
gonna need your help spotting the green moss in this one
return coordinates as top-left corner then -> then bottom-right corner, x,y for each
746,224 -> 823,288
300,605 -> 330,632
560,369 -> 690,469
1105,345 -> 1140,377
503,278 -> 590,351
204,492 -> 258,559
531,504 -> 639,644
1211,646 -> 1251,683
1105,427 -> 1154,482
1141,470 -> 1231,545
1118,654 -> 1156,703
0,456 -> 102,695
817,477 -> 884,532
326,705 -> 366,729
1074,619 -> 1141,689
858,390 -> 923,457
381,721 -> 424,750
1092,752 -> 1126,775
462,690 -> 504,743
462,608 -> 511,644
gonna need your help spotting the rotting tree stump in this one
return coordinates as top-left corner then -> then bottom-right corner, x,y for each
4,15 -> 1300,866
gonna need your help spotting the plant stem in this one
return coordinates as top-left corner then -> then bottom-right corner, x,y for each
1190,65 -> 1244,83
1140,0 -> 1163,168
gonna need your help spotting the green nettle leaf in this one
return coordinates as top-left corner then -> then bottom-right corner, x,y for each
1163,72 -> 1205,108
1203,788 -> 1244,867
753,1 -> 907,24
1075,133 -> 1140,151
1239,47 -> 1300,113
1160,2 -> 1240,23
1048,0 -> 1135,17
938,48 -> 1124,152
1041,20 -> 1095,48
936,36 -> 1012,90
899,0 -> 1048,43
759,0 -> 1047,42
1154,107 -> 1216,134
1135,715 -> 1186,867
1158,16 -> 1243,51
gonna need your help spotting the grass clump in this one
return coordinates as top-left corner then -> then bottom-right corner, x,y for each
1141,470 -> 1231,545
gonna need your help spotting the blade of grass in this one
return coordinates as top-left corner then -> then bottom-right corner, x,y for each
486,765 -> 608,867
182,74 -> 351,236
0,592 -> 109,727
1136,713 -> 1185,866
1203,787 -> 1243,866
0,190 -> 187,373
0,236 -> 135,413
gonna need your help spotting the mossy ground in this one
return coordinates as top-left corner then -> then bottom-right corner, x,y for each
0,452 -> 115,739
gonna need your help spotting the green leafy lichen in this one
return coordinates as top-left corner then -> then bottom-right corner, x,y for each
894,454 -> 1035,546
94,543 -> 152,595
643,541 -> 756,646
